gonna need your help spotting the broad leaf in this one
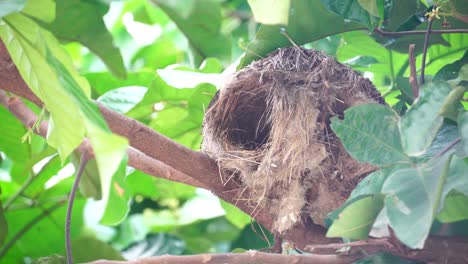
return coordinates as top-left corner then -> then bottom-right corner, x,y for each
0,106 -> 29,163
0,0 -> 26,19
240,0 -> 363,67
327,195 -> 384,240
399,82 -> 455,156
383,155 -> 453,248
331,104 -> 409,166
437,191 -> 468,223
382,0 -> 424,31
97,86 -> 147,114
71,236 -> 124,262
220,200 -> 251,229
70,152 -> 101,200
320,0 -> 380,30
0,190 -> 7,247
152,0 -> 231,65
45,0 -> 126,78
22,0 -> 55,23
247,0 -> 291,25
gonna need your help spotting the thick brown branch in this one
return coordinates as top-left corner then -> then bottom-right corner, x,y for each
87,250 -> 361,264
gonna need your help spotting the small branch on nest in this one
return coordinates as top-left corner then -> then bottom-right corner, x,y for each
87,250 -> 361,264
408,44 -> 419,99
374,27 -> 468,36
420,19 -> 434,85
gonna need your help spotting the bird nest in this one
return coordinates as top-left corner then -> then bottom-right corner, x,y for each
202,47 -> 382,233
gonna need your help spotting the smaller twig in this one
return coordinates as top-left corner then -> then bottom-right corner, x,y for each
432,137 -> 461,160
65,152 -> 89,264
420,19 -> 434,85
408,44 -> 419,99
374,28 -> 468,36
0,200 -> 66,258
304,238 -> 393,253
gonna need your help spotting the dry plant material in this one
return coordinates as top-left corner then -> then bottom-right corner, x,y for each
202,47 -> 382,233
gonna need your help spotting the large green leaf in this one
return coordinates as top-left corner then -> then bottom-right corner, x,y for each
44,0 -> 126,78
97,86 -> 147,114
433,49 -> 468,82
22,0 -> 55,23
327,195 -> 384,240
382,0 -> 425,31
0,13 -> 86,159
382,155 -> 453,248
152,0 -> 231,65
0,106 -> 29,163
437,191 -> 468,223
331,104 -> 409,166
320,0 -> 380,30
336,31 -> 407,90
399,82 -> 457,156
220,200 -> 250,229
71,236 -> 124,262
98,155 -> 130,225
85,71 -> 155,97
240,0 -> 363,67
247,0 -> 291,25
0,188 -> 7,247
1,198 -> 85,262
0,0 -> 26,19
1,13 -> 128,226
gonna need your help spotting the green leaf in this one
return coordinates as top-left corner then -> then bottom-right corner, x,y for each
382,155 -> 453,248
437,191 -> 468,223
44,0 -> 126,78
70,152 -> 101,200
459,112 -> 468,156
354,253 -> 419,264
327,195 -> 384,240
0,13 -> 87,159
399,82 -> 455,156
153,0 -> 231,65
220,200 -> 251,229
240,0 -> 363,67
97,86 -> 147,114
320,0 -> 380,30
331,104 -> 409,166
85,71 -> 155,97
0,189 -> 7,247
357,0 -> 381,17
71,236 -> 124,262
247,0 -> 291,25
0,105 -> 29,163
2,198 -> 85,262
24,155 -> 62,197
343,55 -> 379,68
381,0 -> 424,31
433,50 -> 468,82
32,255 -> 66,264
0,0 -> 26,19
22,0 -> 55,23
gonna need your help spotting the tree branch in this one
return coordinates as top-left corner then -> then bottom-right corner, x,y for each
87,250 -> 361,264
408,44 -> 419,99
374,27 -> 468,36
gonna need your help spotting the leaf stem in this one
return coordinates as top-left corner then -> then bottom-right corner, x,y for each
374,27 -> 467,36
65,152 -> 88,264
408,44 -> 419,99
0,200 -> 66,259
3,172 -> 35,211
420,19 -> 434,85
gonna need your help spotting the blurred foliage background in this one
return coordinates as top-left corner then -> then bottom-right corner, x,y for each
0,0 -> 467,263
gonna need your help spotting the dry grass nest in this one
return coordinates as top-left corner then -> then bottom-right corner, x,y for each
202,47 -> 383,233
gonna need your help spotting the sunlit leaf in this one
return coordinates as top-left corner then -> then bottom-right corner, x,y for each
437,191 -> 468,223
247,0 -> 291,25
240,0 -> 363,67
0,0 -> 26,19
22,0 -> 55,23
45,0 -> 126,78
220,200 -> 250,229
399,82 -> 456,156
320,0 -> 380,30
383,155 -> 453,248
327,195 -> 384,240
331,104 -> 409,166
